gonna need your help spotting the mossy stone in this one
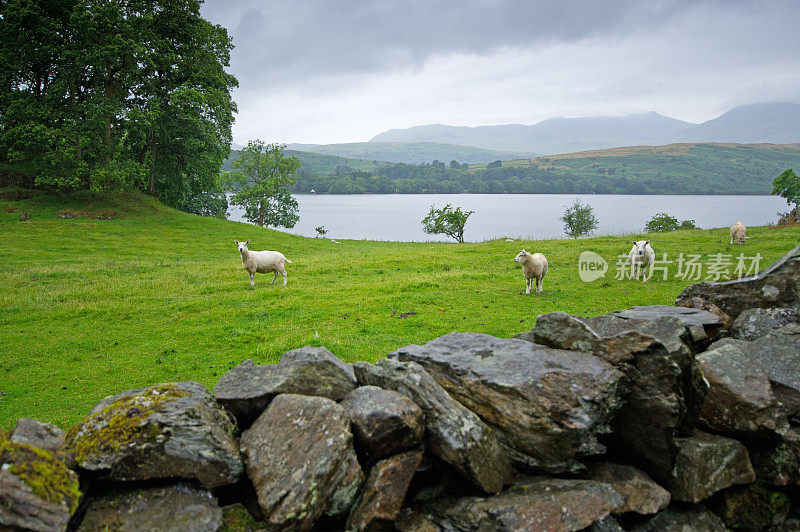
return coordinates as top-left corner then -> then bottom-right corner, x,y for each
63,383 -> 189,465
0,433 -> 81,513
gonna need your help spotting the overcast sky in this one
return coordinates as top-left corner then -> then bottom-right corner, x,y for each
200,0 -> 800,145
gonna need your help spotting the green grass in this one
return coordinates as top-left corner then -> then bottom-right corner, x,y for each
1,189 -> 798,430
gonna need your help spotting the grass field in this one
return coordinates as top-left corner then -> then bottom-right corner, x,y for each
1,189 -> 798,430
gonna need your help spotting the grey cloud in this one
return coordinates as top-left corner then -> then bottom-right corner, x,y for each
202,0 -> 711,87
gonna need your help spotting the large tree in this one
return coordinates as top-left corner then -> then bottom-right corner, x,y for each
773,169 -> 800,209
226,141 -> 301,228
0,0 -> 236,214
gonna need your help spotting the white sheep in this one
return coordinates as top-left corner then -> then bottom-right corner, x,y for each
514,250 -> 548,294
628,240 -> 655,281
234,240 -> 292,289
730,221 -> 748,244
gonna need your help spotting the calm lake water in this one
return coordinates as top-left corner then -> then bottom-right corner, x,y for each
226,194 -> 790,242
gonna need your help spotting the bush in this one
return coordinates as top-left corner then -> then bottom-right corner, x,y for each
560,200 -> 598,238
645,212 -> 697,232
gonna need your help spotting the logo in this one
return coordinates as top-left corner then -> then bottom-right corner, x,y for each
579,251 -> 608,282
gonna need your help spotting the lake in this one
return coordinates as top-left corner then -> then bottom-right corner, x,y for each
226,194 -> 790,242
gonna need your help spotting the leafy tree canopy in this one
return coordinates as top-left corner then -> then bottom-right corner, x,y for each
773,169 -> 800,208
0,0 -> 237,216
421,203 -> 474,243
644,212 -> 697,233
224,141 -> 300,228
560,200 -> 598,238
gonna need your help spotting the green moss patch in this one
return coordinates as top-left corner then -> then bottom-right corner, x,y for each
219,503 -> 268,531
62,383 -> 189,465
0,434 -> 81,512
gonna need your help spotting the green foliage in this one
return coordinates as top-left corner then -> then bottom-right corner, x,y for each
315,226 -> 327,238
645,212 -> 698,232
487,160 -> 502,168
421,203 -> 474,243
560,200 -> 598,238
772,168 -> 800,208
225,141 -> 300,228
0,0 -> 236,214
1,190 -> 798,428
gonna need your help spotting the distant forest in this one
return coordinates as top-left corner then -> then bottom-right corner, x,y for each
292,143 -> 800,195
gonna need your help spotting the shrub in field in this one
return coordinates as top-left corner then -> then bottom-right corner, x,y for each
645,213 -> 697,233
560,200 -> 598,238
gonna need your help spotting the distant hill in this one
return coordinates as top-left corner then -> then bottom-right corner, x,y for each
294,142 -> 800,196
222,149 -> 389,175
286,141 -> 533,165
472,142 -> 800,194
370,103 -> 800,155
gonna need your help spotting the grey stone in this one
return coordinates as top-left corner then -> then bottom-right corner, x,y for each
280,345 -> 356,382
240,394 -> 364,531
524,311 -> 706,481
341,386 -> 425,460
589,462 -> 670,515
391,332 -> 627,474
76,483 -> 222,532
214,347 -> 357,428
611,305 -> 724,332
676,243 -> 800,320
631,503 -> 727,531
0,436 -> 80,532
425,477 -> 624,532
697,342 -> 788,437
731,306 -> 800,340
668,430 -> 756,502
678,296 -> 734,329
707,326 -> 800,419
354,358 -> 512,493
10,418 -> 65,452
516,311 -> 655,365
346,449 -> 423,532
62,381 -> 242,489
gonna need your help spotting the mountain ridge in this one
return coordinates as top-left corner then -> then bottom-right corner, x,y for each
369,102 -> 800,154
285,141 -> 534,165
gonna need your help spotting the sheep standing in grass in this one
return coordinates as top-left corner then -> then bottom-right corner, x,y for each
234,240 -> 292,289
514,250 -> 548,294
628,240 -> 655,281
730,221 -> 749,244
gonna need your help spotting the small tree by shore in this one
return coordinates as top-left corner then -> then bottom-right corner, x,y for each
560,200 -> 598,238
422,204 -> 474,243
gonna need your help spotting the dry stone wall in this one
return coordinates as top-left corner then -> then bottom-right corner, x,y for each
3,245 -> 800,531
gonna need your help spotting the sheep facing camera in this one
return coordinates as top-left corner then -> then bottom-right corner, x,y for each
578,251 -> 608,282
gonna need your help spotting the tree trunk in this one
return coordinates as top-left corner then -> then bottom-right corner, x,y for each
148,136 -> 158,195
